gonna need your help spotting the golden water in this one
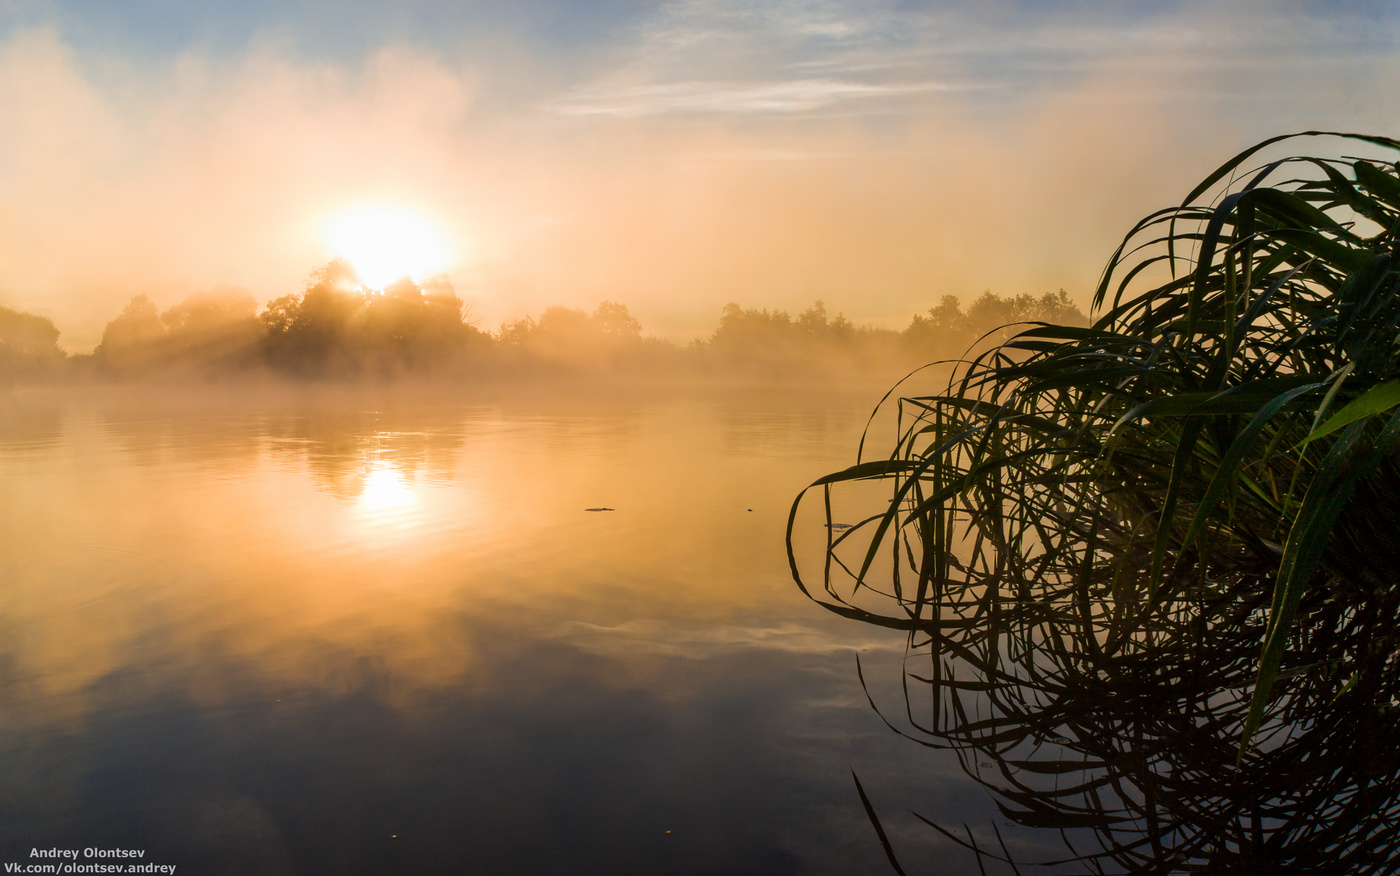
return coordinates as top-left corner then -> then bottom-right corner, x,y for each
0,384 -> 998,874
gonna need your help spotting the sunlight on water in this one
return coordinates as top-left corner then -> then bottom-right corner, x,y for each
355,460 -> 418,523
0,389 -> 893,704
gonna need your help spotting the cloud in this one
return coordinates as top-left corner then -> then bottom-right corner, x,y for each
548,77 -> 971,117
555,0 -> 1400,118
541,3 -> 974,119
0,2 -> 1398,351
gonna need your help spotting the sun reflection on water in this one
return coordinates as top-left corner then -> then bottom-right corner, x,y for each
355,461 -> 419,525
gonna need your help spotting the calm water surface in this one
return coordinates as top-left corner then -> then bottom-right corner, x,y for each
0,384 -> 1045,875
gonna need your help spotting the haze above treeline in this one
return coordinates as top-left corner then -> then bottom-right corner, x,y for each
0,259 -> 1084,385
3,5 -> 1393,354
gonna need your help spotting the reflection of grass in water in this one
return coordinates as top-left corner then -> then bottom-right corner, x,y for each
788,132 -> 1400,871
854,564 -> 1400,871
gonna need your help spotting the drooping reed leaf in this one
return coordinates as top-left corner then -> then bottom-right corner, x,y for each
1301,379 -> 1400,446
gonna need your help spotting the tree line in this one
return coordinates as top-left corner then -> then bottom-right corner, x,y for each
1,259 -> 1086,383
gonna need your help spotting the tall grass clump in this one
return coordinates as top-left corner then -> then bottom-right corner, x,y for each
788,131 -> 1400,761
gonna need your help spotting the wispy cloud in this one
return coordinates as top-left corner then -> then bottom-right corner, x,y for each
548,76 -> 970,117
544,0 -> 1400,120
540,0 -> 949,118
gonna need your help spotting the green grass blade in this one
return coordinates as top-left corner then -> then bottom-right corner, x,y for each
1300,379 -> 1400,446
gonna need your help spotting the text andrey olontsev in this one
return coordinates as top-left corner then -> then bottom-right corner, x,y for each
28,853 -> 142,861
8,849 -> 174,875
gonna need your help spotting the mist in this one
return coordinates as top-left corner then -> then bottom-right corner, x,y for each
1,1 -> 1395,352
0,259 -> 1087,386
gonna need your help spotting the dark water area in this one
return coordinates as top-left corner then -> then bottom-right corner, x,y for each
0,384 -> 1056,876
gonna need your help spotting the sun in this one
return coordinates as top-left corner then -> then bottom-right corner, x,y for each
322,205 -> 453,290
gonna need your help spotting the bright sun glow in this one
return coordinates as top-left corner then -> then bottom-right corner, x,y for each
357,463 -> 418,520
323,205 -> 453,289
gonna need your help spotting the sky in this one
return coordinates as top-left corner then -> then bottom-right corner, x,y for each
0,0 -> 1397,350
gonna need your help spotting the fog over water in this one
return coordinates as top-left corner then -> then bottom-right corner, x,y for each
0,384 -> 1070,874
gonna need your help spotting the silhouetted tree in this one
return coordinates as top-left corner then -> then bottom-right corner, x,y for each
262,260 -> 488,376
161,286 -> 257,333
705,300 -> 898,379
710,303 -> 794,360
159,286 -> 262,372
902,295 -> 970,353
795,300 -> 856,342
76,271 -> 1090,384
594,300 -> 642,340
95,294 -> 167,374
904,289 -> 1087,357
965,288 -> 1084,338
261,294 -> 300,335
0,305 -> 65,381
497,301 -> 646,371
95,287 -> 264,376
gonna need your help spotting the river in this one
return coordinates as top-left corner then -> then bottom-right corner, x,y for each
0,383 -> 1060,875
